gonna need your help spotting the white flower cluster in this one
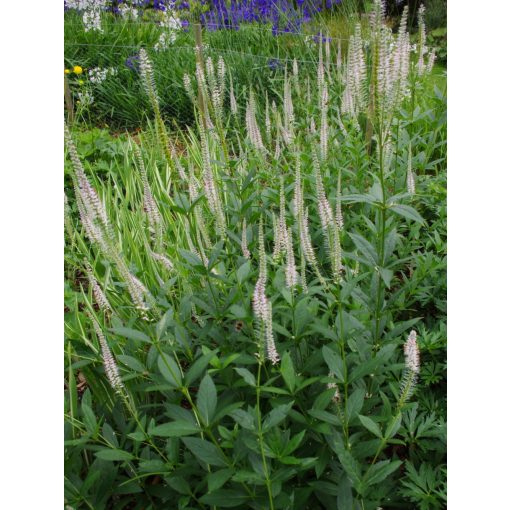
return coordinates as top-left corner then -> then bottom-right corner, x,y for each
88,67 -> 117,85
118,4 -> 138,20
77,90 -> 94,107
154,11 -> 181,51
154,31 -> 177,51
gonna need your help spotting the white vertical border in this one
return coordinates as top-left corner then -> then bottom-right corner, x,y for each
0,0 -> 509,507
448,0 -> 510,507
0,0 -> 62,507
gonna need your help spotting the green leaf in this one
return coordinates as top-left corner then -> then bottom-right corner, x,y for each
179,249 -> 204,267
81,403 -> 97,436
389,204 -> 424,224
229,409 -> 256,430
234,367 -> 256,386
197,374 -> 217,426
262,402 -> 294,432
182,437 -> 228,467
110,326 -> 150,343
95,449 -> 134,462
151,421 -> 201,437
184,349 -> 219,386
280,352 -> 296,392
346,388 -> 365,423
379,267 -> 393,288
200,489 -> 249,507
322,346 -> 344,383
156,308 -> 174,340
283,429 -> 306,456
236,261 -> 251,283
337,476 -> 353,509
308,408 -> 342,426
207,468 -> 235,493
333,446 -> 361,487
364,459 -> 402,487
157,353 -> 182,388
340,194 -> 377,205
358,415 -> 383,438
117,355 -> 145,373
349,233 -> 378,266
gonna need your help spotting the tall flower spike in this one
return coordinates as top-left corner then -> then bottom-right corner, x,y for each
285,226 -> 298,289
90,314 -> 124,394
198,121 -> 226,237
253,219 -> 269,321
246,91 -> 265,151
85,261 -> 112,313
404,330 -> 420,374
229,75 -> 238,115
265,302 -> 280,365
65,123 -> 109,231
183,73 -> 195,102
139,48 -> 159,110
265,93 -> 272,142
399,330 -> 420,405
134,144 -> 163,245
416,4 -> 427,76
313,152 -> 334,232
150,251 -> 174,271
320,83 -> 329,161
273,178 -> 288,261
283,74 -> 294,143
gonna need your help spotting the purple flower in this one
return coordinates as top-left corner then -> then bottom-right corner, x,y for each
125,55 -> 140,71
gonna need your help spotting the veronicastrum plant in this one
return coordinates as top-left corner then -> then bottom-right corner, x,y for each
64,2 -> 446,509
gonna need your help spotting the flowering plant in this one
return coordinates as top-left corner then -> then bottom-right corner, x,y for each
65,3 -> 446,508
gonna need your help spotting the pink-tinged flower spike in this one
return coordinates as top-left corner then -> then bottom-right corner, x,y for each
285,226 -> 298,289
65,123 -> 109,231
283,74 -> 294,143
84,261 -> 112,313
229,74 -> 238,115
183,73 -> 195,103
416,4 -> 427,76
320,83 -> 329,161
90,314 -> 124,394
265,302 -> 280,365
265,93 -> 272,142
273,178 -> 288,261
139,48 -> 159,111
313,152 -> 334,233
398,330 -> 421,406
150,251 -> 174,271
134,144 -> 163,246
246,91 -> 265,152
404,330 -> 420,374
253,219 -> 269,321
241,218 -> 251,259
426,47 -> 436,74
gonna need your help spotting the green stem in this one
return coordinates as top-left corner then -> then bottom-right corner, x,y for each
256,361 -> 276,510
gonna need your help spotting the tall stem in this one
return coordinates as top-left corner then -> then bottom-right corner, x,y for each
373,131 -> 387,352
256,360 -> 275,510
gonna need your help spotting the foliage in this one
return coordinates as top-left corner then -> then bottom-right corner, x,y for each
64,2 -> 446,509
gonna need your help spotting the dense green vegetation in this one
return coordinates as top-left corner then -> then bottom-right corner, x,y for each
64,2 -> 446,509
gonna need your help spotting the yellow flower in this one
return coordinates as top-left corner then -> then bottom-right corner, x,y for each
78,80 -> 84,86
73,66 -> 83,75
64,69 -> 71,74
